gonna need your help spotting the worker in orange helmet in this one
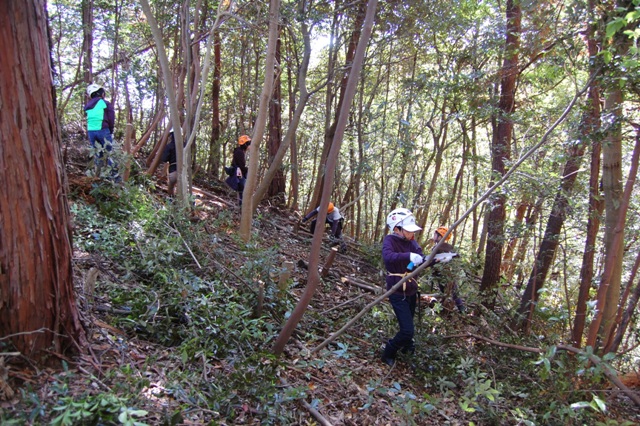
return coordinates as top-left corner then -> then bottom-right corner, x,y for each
302,202 -> 344,240
226,134 -> 251,207
429,226 -> 465,313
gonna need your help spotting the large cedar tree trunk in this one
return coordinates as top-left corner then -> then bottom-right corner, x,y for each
479,0 -> 521,306
0,0 -> 85,362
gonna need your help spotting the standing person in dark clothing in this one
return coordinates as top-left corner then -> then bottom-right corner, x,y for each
84,83 -> 118,180
381,208 -> 424,367
430,226 -> 465,313
160,130 -> 177,196
229,134 -> 251,206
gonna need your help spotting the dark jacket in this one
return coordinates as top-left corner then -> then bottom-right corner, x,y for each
232,145 -> 248,178
160,134 -> 177,173
382,233 -> 424,296
84,97 -> 115,133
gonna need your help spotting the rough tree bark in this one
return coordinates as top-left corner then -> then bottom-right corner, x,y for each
571,0 -> 602,347
207,31 -> 222,178
479,0 -> 521,307
586,116 -> 640,352
267,30 -> 286,200
0,0 -> 86,362
81,0 -> 93,84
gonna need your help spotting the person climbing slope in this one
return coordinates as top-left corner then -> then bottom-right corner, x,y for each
84,83 -> 119,180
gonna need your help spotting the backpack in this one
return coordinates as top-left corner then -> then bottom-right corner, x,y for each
225,166 -> 235,176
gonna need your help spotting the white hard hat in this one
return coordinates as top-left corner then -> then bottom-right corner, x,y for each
86,83 -> 103,97
386,208 -> 422,232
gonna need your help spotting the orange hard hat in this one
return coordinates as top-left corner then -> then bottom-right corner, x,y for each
238,135 -> 251,146
327,202 -> 334,214
435,226 -> 451,241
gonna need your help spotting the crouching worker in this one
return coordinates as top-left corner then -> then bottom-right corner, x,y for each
301,202 -> 344,240
381,208 -> 424,367
159,130 -> 177,196
429,226 -> 465,313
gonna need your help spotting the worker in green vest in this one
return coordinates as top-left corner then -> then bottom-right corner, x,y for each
84,83 -> 118,180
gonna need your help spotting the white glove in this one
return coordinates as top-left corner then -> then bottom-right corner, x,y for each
434,252 -> 458,263
409,253 -> 424,265
236,167 -> 242,178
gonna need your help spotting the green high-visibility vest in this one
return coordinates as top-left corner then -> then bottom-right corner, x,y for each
86,99 -> 107,131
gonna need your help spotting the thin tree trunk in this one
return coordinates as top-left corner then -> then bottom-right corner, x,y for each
287,33 -> 299,210
441,135 -> 466,225
122,81 -> 134,181
586,120 -> 640,351
571,0 -> 603,347
513,139 -> 587,332
140,0 -> 187,202
81,0 -> 93,84
207,31 -> 222,178
309,0 -> 366,210
267,30 -> 286,200
252,3 -> 316,207
502,202 -> 528,280
593,85 -> 626,345
273,0 -> 378,356
240,0 -> 280,240
480,0 -> 521,306
110,0 -> 121,106
607,240 -> 640,353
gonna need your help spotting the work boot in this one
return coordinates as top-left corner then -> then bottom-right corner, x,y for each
381,340 -> 397,367
381,355 -> 395,367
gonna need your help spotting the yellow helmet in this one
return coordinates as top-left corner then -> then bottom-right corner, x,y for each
435,226 -> 451,241
327,202 -> 334,214
238,135 -> 252,146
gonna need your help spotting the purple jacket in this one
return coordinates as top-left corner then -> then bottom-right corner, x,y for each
382,233 -> 424,296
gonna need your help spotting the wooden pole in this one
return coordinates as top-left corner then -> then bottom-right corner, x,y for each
321,247 -> 339,277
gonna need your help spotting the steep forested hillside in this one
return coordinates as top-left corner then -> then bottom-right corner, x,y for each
2,133 -> 639,425
2,0 -> 640,424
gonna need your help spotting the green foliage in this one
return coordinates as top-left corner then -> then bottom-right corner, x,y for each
65,185 -> 306,424
362,379 -> 435,425
50,394 -> 148,426
455,357 -> 501,414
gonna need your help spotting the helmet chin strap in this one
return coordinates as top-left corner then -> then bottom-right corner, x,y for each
396,227 -> 413,240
